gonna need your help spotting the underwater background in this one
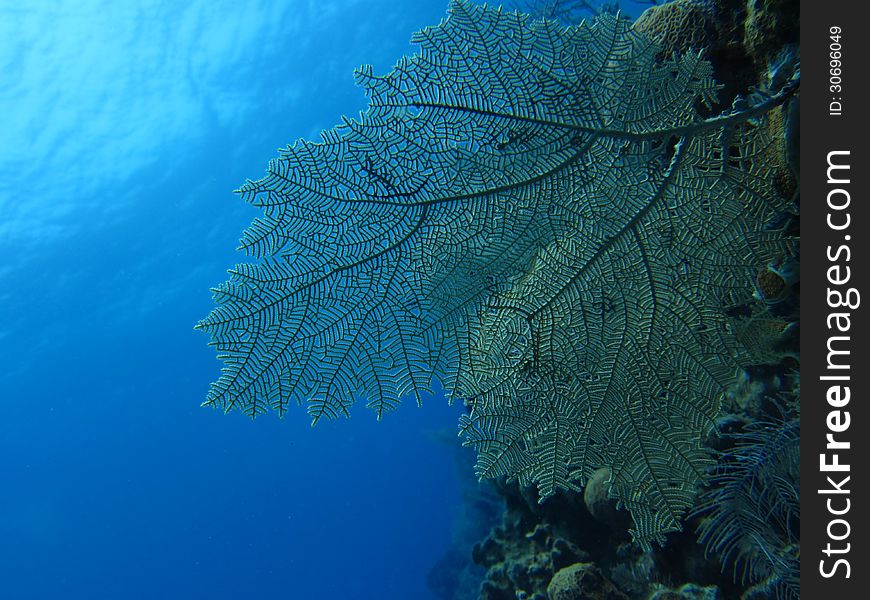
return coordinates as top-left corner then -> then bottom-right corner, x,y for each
0,1 -> 797,599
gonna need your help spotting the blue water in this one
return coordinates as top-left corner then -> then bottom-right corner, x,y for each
0,1 -> 649,599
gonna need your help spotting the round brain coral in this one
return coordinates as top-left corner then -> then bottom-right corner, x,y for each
633,0 -> 720,58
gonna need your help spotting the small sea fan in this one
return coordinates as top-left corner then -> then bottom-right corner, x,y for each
692,416 -> 799,599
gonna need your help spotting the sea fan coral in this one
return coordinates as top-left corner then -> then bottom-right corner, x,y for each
197,0 -> 798,547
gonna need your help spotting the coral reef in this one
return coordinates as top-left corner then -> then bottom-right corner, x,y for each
197,0 -> 800,595
472,488 -> 592,600
470,477 -> 735,599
